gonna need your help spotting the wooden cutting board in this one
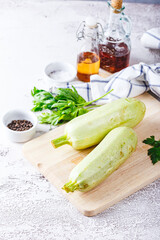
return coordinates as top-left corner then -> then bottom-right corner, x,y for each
23,92 -> 160,216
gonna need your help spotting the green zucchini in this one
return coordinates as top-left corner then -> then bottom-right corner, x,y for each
52,98 -> 145,150
63,127 -> 137,193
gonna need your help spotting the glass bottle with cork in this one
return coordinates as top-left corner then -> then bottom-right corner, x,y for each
99,0 -> 131,73
76,17 -> 102,82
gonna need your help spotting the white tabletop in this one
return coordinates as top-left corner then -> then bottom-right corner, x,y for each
0,1 -> 160,239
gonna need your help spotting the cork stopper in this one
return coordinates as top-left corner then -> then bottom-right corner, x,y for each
111,0 -> 123,13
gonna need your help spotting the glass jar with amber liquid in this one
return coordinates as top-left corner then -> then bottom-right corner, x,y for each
99,0 -> 131,73
76,17 -> 102,82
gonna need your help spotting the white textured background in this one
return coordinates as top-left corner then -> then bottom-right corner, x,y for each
0,1 -> 160,239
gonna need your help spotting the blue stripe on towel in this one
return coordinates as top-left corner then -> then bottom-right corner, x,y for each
132,83 -> 149,87
127,83 -> 132,97
106,69 -> 125,92
117,77 -> 130,82
132,65 -> 142,73
150,87 -> 160,98
143,74 -> 148,91
140,64 -> 143,75
132,66 -> 136,70
98,97 -> 109,100
92,80 -> 109,84
76,86 -> 91,90
149,84 -> 160,87
110,93 -> 121,99
146,32 -> 160,41
87,83 -> 90,101
154,66 -> 160,70
144,64 -> 157,74
155,66 -> 160,72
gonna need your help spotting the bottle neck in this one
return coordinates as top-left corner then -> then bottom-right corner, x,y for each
84,26 -> 98,41
105,7 -> 125,41
108,9 -> 121,32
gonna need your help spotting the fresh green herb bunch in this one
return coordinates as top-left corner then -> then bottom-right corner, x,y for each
31,86 -> 113,126
143,136 -> 160,164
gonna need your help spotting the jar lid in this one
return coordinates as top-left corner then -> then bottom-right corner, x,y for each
85,17 -> 97,29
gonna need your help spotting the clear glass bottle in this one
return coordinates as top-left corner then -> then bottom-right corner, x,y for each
76,17 -> 102,82
99,0 -> 131,73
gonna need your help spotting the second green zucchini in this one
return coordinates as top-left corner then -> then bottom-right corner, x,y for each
63,126 -> 137,193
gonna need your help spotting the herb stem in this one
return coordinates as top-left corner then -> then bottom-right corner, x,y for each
78,89 -> 113,107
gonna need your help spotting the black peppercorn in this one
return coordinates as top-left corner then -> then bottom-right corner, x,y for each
7,120 -> 33,131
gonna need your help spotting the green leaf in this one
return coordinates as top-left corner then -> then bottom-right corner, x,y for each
51,102 -> 67,109
31,105 -> 43,112
143,136 -> 160,165
71,86 -> 86,104
55,87 -> 86,104
31,87 -> 45,96
34,91 -> 54,102
143,136 -> 155,146
148,147 -> 160,164
31,87 -> 55,112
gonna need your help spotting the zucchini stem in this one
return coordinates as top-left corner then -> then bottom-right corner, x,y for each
62,181 -> 79,193
51,135 -> 70,148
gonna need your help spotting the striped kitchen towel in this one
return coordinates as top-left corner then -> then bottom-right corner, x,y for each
59,62 -> 160,104
141,28 -> 160,49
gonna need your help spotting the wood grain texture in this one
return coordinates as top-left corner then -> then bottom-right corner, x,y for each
23,93 -> 160,216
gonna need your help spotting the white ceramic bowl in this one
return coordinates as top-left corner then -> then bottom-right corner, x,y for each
2,109 -> 37,143
45,61 -> 76,88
